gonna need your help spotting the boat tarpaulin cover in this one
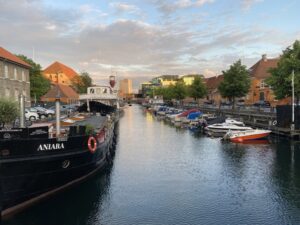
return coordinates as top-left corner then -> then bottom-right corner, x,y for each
187,111 -> 202,120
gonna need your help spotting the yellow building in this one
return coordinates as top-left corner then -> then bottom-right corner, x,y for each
152,75 -> 179,87
181,74 -> 204,86
43,61 -> 79,86
119,79 -> 133,99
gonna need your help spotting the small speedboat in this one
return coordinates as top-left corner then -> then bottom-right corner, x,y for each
205,123 -> 252,136
224,129 -> 271,143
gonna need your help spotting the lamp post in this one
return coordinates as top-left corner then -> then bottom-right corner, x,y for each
291,70 -> 295,131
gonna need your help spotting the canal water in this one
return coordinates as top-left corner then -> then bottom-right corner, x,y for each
4,105 -> 300,225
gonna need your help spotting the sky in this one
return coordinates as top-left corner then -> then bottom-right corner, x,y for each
0,0 -> 299,91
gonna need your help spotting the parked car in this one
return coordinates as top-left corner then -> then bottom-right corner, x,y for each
34,106 -> 55,117
28,107 -> 48,119
25,109 -> 39,121
253,100 -> 271,107
236,99 -> 245,106
49,104 -> 78,114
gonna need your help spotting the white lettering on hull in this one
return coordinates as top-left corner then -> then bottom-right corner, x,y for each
37,143 -> 65,151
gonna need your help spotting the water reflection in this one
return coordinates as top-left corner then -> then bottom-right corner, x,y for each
3,106 -> 300,225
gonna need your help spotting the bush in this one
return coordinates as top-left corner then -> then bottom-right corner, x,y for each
0,98 -> 19,125
85,124 -> 95,135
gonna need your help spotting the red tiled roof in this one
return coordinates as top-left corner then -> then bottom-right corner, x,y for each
0,46 -> 31,68
41,84 -> 78,100
204,75 -> 224,90
43,61 -> 79,79
249,58 -> 279,79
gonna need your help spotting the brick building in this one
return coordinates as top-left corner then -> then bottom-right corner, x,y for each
0,47 -> 31,106
40,84 -> 78,104
204,75 -> 224,105
43,61 -> 79,86
245,54 -> 290,106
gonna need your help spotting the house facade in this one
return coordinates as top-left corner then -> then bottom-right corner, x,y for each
43,61 -> 79,86
245,54 -> 290,106
204,75 -> 224,105
0,47 -> 31,106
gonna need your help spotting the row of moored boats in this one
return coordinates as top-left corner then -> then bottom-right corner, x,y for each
147,105 -> 271,143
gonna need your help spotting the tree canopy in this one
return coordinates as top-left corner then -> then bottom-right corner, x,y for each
16,55 -> 50,100
188,76 -> 207,101
172,82 -> 187,101
266,40 -> 300,101
153,82 -> 187,102
218,60 -> 250,107
72,72 -> 93,94
0,98 -> 19,126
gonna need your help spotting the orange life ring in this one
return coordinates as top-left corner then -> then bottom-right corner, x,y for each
88,136 -> 97,153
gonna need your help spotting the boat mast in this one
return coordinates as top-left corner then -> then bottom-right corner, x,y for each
55,72 -> 61,136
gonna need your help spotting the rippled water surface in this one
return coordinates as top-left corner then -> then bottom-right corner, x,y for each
4,105 -> 300,225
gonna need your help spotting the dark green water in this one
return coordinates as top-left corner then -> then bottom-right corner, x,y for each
4,105 -> 300,225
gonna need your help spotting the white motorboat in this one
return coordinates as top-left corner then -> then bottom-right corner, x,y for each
223,129 -> 271,142
205,120 -> 252,136
224,118 -> 245,126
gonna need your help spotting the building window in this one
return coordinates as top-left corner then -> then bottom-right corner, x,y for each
22,70 -> 25,81
260,80 -> 266,89
5,88 -> 10,97
14,68 -> 17,80
23,90 -> 26,97
4,65 -> 8,78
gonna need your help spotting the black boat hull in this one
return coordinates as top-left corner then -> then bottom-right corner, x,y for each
0,121 -> 118,218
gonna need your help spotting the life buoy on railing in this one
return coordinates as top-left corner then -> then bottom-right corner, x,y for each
88,136 -> 97,153
272,120 -> 277,126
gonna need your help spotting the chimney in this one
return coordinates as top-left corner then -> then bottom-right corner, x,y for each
262,54 -> 267,62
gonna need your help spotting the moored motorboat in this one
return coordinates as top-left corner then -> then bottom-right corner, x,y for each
205,121 -> 252,137
224,129 -> 271,143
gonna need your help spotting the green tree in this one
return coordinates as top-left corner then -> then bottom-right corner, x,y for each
218,60 -> 250,109
16,55 -> 50,100
72,72 -> 93,94
153,86 -> 173,100
172,82 -> 187,104
188,76 -> 207,104
266,40 -> 300,102
0,98 -> 19,126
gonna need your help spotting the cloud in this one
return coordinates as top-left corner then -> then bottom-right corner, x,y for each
241,0 -> 264,11
153,0 -> 214,14
109,2 -> 140,14
0,0 -> 297,90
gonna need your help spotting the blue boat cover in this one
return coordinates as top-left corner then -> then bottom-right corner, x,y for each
187,111 -> 202,120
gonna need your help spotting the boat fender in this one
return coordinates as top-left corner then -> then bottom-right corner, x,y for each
272,120 -> 277,126
88,136 -> 97,153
